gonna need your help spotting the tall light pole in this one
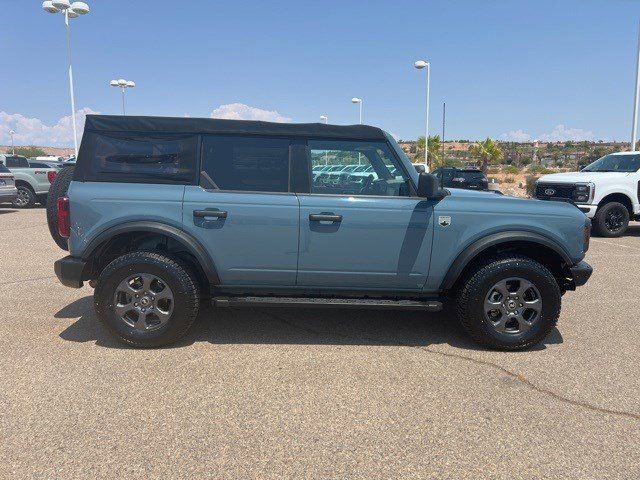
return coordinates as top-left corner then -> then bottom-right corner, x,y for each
110,79 -> 136,115
42,1 -> 90,158
632,20 -> 640,151
320,115 -> 328,124
9,130 -> 15,155
351,97 -> 363,124
414,60 -> 430,171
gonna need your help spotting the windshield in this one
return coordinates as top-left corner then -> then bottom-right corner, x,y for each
582,153 -> 640,172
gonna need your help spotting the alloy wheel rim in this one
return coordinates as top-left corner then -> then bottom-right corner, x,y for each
113,273 -> 174,331
484,277 -> 542,335
604,208 -> 625,232
14,188 -> 30,207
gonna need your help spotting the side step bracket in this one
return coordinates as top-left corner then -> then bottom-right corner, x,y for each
212,296 -> 442,312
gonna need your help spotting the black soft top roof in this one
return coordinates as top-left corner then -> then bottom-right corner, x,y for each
84,114 -> 389,141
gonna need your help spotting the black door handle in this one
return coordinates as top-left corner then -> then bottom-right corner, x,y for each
193,209 -> 228,219
309,213 -> 342,223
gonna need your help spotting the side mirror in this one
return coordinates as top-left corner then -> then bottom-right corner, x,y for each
417,172 -> 446,199
578,164 -> 587,171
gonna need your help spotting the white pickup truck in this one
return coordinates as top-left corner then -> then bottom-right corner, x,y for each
535,151 -> 640,237
0,154 -> 58,208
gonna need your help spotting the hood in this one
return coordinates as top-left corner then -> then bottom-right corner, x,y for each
537,171 -> 630,183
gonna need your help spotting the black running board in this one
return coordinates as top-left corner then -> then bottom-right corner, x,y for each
212,296 -> 442,311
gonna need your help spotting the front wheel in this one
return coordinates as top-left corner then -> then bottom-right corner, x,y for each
456,255 -> 561,351
94,251 -> 201,348
593,202 -> 629,237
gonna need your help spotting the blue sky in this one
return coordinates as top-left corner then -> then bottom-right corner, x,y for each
2,0 -> 640,146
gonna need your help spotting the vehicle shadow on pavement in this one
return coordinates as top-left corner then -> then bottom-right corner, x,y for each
625,223 -> 640,237
56,296 -> 563,351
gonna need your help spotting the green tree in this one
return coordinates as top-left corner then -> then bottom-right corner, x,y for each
7,146 -> 46,157
469,138 -> 503,172
415,135 -> 442,168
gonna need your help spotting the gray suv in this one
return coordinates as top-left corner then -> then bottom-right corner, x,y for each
52,115 -> 592,350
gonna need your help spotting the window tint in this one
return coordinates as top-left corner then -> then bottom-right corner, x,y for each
458,171 -> 485,180
202,135 -> 290,192
0,163 -> 10,173
5,156 -> 30,168
29,162 -> 50,168
309,140 -> 411,197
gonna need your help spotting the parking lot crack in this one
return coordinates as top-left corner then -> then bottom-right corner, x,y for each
267,313 -> 640,422
0,275 -> 56,287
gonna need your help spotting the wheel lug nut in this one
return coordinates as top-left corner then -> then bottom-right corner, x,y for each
134,302 -> 138,307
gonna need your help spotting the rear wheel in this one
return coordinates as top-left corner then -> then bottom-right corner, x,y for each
46,165 -> 75,250
456,255 -> 561,350
593,202 -> 629,237
94,251 -> 201,348
13,185 -> 36,208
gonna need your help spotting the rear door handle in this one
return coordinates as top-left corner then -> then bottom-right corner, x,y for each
309,213 -> 342,223
193,209 -> 227,219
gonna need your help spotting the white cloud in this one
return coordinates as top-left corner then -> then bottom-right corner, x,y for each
499,125 -> 596,142
210,103 -> 291,123
500,129 -> 532,142
538,124 -> 594,142
0,108 -> 98,147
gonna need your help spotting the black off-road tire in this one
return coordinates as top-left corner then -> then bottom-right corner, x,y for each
46,165 -> 75,250
94,251 -> 201,348
456,255 -> 561,351
592,201 -> 629,237
13,184 -> 36,208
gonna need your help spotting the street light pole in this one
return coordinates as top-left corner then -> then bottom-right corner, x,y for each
632,20 -> 640,151
9,130 -> 15,155
110,79 -> 136,115
43,1 -> 90,158
414,60 -> 430,171
351,98 -> 363,164
351,97 -> 363,124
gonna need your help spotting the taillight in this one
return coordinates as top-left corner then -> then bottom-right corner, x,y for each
57,197 -> 70,238
47,171 -> 57,183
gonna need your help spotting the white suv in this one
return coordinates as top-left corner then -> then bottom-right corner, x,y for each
535,152 -> 640,237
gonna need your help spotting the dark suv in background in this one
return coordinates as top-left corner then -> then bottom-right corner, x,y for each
432,167 -> 488,190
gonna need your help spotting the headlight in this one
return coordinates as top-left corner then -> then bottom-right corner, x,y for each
572,182 -> 595,204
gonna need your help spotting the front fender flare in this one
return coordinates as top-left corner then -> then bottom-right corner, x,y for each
440,230 -> 573,291
82,221 -> 220,284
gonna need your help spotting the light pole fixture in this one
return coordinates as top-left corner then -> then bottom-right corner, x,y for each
110,78 -> 136,115
42,1 -> 90,158
632,20 -> 640,151
9,130 -> 15,155
351,97 -> 363,124
320,115 -> 328,124
414,60 -> 430,171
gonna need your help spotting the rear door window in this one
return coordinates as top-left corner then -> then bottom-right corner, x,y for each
201,135 -> 291,192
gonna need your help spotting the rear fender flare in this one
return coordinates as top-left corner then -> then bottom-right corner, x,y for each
82,221 -> 220,284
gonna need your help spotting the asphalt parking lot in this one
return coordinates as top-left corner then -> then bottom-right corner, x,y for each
0,207 -> 638,479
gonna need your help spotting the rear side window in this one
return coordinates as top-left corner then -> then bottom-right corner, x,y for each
0,163 -> 10,173
79,133 -> 197,184
5,156 -> 30,168
201,135 -> 290,192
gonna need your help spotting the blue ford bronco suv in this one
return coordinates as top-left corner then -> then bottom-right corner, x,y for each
51,115 -> 592,350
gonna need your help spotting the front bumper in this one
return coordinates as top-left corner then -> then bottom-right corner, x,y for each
0,187 -> 18,203
54,255 -> 87,288
569,260 -> 593,287
576,204 -> 597,218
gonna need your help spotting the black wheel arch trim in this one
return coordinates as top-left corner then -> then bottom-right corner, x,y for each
440,230 -> 574,291
82,221 -> 220,284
